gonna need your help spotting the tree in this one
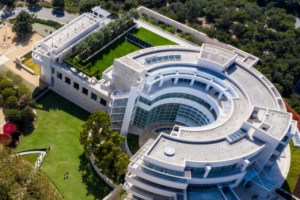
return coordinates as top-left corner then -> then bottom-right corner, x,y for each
0,146 -> 62,199
5,96 -> 18,109
52,0 -> 64,10
2,88 -> 16,100
80,111 -> 129,183
27,0 -> 39,5
4,109 -> 21,123
20,107 -> 36,123
1,0 -> 16,7
0,79 -> 13,91
12,11 -> 33,38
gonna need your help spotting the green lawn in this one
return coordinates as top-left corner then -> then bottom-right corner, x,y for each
16,91 -> 111,200
66,37 -> 141,79
282,141 -> 300,194
22,153 -> 40,165
130,27 -> 177,46
127,133 -> 140,155
85,37 -> 141,78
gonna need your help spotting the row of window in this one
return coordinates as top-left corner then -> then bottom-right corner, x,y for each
133,103 -> 211,129
55,70 -> 107,106
139,92 -> 212,112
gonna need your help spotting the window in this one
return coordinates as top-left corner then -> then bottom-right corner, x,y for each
65,77 -> 71,85
82,87 -> 88,95
56,72 -> 62,79
100,98 -> 107,106
276,143 -> 285,152
73,82 -> 79,90
52,67 -> 55,74
91,93 -> 97,101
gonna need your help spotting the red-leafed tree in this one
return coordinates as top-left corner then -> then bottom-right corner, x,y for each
0,133 -> 12,146
3,122 -> 17,134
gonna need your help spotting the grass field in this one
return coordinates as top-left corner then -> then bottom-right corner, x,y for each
22,153 -> 40,165
85,37 -> 141,79
16,91 -> 111,200
22,51 -> 40,75
282,141 -> 300,194
131,28 -> 177,46
127,133 -> 140,155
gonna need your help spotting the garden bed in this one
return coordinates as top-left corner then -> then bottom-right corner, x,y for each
22,51 -> 39,75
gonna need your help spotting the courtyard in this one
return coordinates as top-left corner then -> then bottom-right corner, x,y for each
65,27 -> 177,79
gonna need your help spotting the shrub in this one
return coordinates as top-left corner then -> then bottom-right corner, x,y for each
5,109 -> 22,123
149,18 -> 156,25
3,122 -> 17,134
18,94 -> 34,109
0,133 -> 12,146
32,18 -> 63,29
177,33 -> 184,38
21,107 -> 36,123
5,96 -> 18,109
2,88 -> 17,100
165,26 -> 175,33
0,79 -> 13,91
184,34 -> 195,42
158,23 -> 166,29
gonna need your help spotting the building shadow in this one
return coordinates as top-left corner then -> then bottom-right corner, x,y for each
78,153 -> 112,199
34,90 -> 90,121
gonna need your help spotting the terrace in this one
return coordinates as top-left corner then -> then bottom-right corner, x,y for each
65,27 -> 177,79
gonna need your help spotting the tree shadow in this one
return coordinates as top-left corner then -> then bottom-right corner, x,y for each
52,9 -> 65,18
27,5 -> 42,13
34,90 -> 90,121
78,153 -> 112,199
281,180 -> 292,194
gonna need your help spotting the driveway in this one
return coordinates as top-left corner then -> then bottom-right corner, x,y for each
0,6 -> 78,24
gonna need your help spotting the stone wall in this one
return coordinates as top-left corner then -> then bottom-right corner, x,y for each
137,6 -> 236,51
50,66 -> 108,113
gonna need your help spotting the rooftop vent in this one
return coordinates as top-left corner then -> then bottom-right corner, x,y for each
164,147 -> 175,156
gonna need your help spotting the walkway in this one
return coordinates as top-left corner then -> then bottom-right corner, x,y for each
0,6 -> 78,24
18,150 -> 47,169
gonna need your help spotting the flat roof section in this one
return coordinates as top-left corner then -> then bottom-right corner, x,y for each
147,135 -> 264,165
43,13 -> 100,52
92,6 -> 111,18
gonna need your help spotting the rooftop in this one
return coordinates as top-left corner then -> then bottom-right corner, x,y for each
146,134 -> 264,166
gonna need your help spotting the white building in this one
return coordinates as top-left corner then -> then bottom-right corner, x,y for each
32,9 -> 298,200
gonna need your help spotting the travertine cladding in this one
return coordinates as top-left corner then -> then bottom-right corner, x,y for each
111,59 -> 146,92
51,66 -> 108,113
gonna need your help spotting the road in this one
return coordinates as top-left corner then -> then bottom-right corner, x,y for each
0,6 -> 78,24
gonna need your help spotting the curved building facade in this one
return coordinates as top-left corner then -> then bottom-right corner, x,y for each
103,44 -> 297,200
32,12 -> 297,198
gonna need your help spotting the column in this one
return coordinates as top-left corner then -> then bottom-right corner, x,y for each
190,78 -> 195,86
159,77 -> 164,87
203,165 -> 211,178
147,83 -> 152,93
218,92 -> 223,100
205,84 -> 211,91
242,159 -> 250,171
